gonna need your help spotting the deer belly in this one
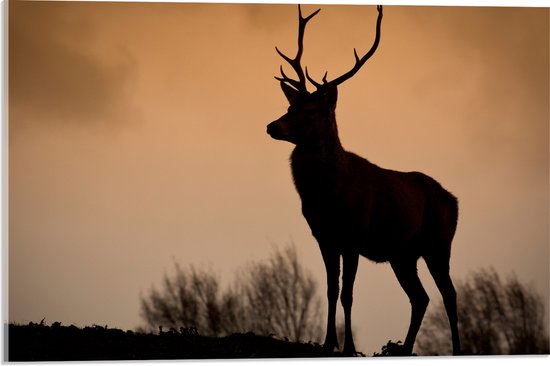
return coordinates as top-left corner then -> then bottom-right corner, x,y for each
335,201 -> 424,262
359,222 -> 423,262
359,243 -> 391,263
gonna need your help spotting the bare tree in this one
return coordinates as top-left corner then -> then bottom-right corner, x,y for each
139,264 -> 228,336
416,268 -> 549,355
139,244 -> 324,343
237,245 -> 324,343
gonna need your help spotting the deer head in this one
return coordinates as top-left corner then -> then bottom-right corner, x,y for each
267,5 -> 383,146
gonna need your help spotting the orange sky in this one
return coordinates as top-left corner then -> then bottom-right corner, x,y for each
8,0 -> 549,355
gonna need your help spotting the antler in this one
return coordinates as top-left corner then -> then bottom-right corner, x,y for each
275,5 -> 321,92
308,5 -> 383,90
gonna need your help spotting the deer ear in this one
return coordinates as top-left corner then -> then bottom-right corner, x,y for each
280,81 -> 301,105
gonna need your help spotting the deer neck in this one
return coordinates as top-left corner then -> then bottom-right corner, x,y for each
294,112 -> 344,161
290,114 -> 347,194
293,137 -> 344,163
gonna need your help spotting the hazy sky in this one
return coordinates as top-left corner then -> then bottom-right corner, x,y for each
8,0 -> 549,355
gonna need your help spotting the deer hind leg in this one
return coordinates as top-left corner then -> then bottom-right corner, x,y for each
390,259 -> 429,355
341,252 -> 359,355
320,247 -> 340,351
425,257 -> 461,355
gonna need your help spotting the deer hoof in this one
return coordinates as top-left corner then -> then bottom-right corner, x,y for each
343,344 -> 357,356
323,340 -> 339,352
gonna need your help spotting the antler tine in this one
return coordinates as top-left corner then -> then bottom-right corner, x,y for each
322,5 -> 383,89
305,67 -> 327,90
275,65 -> 302,91
275,4 -> 321,92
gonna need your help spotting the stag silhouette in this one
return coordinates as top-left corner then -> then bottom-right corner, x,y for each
266,5 -> 460,356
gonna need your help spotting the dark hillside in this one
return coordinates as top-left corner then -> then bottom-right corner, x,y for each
7,322 -> 347,361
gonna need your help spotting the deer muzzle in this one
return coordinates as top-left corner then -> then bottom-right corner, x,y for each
267,121 -> 286,141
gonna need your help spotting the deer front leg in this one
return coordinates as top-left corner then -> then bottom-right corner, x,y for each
341,252 -> 359,355
320,247 -> 340,351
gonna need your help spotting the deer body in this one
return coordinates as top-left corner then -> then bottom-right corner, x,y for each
293,148 -> 457,264
267,5 -> 460,355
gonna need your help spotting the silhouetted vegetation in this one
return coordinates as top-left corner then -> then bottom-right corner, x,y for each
7,321 -> 340,361
416,267 -> 549,355
139,264 -> 232,337
12,266 -> 546,359
140,245 -> 325,343
236,245 -> 324,342
372,340 -> 417,357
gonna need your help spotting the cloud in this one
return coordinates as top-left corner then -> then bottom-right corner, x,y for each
9,1 -> 137,133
